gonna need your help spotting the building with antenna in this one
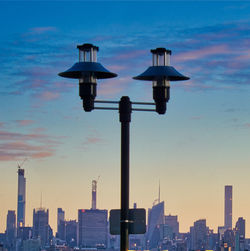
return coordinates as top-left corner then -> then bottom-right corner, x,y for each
92,180 -> 97,210
147,201 -> 165,249
91,177 -> 100,210
78,178 -> 107,248
33,208 -> 50,247
17,166 -> 26,229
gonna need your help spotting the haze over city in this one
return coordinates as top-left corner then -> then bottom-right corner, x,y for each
0,0 -> 250,240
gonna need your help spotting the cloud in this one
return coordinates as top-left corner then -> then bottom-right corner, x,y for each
108,64 -> 128,72
190,116 -> 202,120
35,91 -> 60,101
1,20 -> 250,101
0,130 -> 57,143
98,76 -> 132,98
7,64 -> 74,100
0,142 -> 48,152
16,120 -> 34,126
174,45 -> 230,62
81,128 -> 104,149
0,129 -> 61,162
84,137 -> 102,145
29,26 -> 57,35
30,151 -> 53,159
113,49 -> 147,60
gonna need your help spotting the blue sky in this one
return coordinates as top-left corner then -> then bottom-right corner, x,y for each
0,1 -> 250,235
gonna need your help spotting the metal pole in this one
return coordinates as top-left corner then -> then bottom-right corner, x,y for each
119,96 -> 132,251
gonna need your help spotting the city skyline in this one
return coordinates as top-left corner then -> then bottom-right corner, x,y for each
1,1 -> 250,238
0,167 -> 245,238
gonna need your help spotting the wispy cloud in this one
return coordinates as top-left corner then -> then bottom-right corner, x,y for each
29,26 -> 57,35
81,128 -> 104,149
0,129 -> 61,162
35,91 -> 60,101
171,23 -> 250,90
1,20 -> 250,101
98,76 -> 131,98
174,45 -> 230,62
84,137 -> 102,145
113,49 -> 147,60
16,120 -> 35,126
190,116 -> 202,120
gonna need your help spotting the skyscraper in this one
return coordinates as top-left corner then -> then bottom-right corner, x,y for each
65,220 -> 77,248
57,208 -> 65,238
190,219 -> 208,250
33,208 -> 49,247
165,215 -> 179,237
6,210 -> 16,235
225,185 -> 232,229
235,217 -> 245,239
17,168 -> 26,228
6,210 -> 16,250
235,217 -> 245,251
147,201 -> 165,249
78,209 -> 108,248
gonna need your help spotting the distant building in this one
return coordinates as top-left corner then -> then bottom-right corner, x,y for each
57,208 -> 65,240
147,201 -> 164,249
6,210 -> 16,250
17,168 -> 26,229
57,208 -> 65,235
0,233 -> 6,247
235,217 -> 245,239
165,214 -> 179,237
190,219 -> 208,250
225,185 -> 232,230
57,220 -> 66,241
22,238 -> 41,251
235,217 -> 245,251
17,226 -> 32,241
160,224 -> 173,240
65,220 -> 77,248
78,209 -> 108,248
223,229 -> 235,249
0,243 -> 7,251
33,208 -> 49,247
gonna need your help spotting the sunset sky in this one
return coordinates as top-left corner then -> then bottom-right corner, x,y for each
0,1 -> 250,236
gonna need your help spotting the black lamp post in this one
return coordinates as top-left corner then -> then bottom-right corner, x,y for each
59,43 -> 189,251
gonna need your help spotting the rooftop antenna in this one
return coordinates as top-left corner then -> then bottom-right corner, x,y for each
91,176 -> 100,210
17,158 -> 27,169
158,179 -> 161,203
40,192 -> 42,209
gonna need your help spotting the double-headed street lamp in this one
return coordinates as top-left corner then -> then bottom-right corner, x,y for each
59,43 -> 189,251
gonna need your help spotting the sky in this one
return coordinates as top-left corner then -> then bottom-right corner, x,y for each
0,0 -> 250,237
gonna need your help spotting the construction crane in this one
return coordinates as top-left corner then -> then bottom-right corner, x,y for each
91,175 -> 100,210
17,158 -> 27,169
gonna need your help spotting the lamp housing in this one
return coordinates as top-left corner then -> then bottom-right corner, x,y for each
58,43 -> 117,111
133,47 -> 189,114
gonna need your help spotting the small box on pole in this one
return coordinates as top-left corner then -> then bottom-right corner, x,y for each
110,208 -> 146,235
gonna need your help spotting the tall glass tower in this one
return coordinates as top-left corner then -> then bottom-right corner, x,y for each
17,167 -> 26,228
225,185 -> 232,229
147,201 -> 164,249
